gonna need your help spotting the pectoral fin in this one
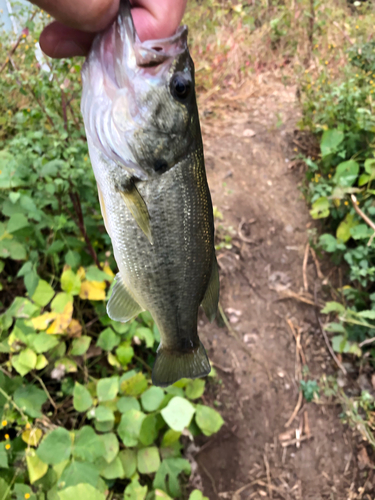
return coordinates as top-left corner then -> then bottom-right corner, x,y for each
120,184 -> 153,244
97,183 -> 111,238
107,273 -> 143,322
201,257 -> 220,322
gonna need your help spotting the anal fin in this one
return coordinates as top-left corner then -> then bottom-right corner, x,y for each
201,256 -> 220,322
120,182 -> 153,244
107,273 -> 143,322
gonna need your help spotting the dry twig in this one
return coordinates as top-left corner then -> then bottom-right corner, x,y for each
351,195 -> 375,247
285,390 -> 303,428
302,243 -> 310,292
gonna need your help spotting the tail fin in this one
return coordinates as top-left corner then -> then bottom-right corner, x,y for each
152,341 -> 211,387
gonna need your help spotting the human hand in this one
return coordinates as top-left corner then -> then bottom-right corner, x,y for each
31,0 -> 187,58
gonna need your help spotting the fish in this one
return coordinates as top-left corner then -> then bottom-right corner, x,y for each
80,0 -> 219,387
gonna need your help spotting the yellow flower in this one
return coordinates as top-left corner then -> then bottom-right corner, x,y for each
25,45 -> 29,50
356,201 -> 360,205
27,109 -> 30,112
4,434 -> 9,440
5,443 -> 10,450
25,422 -> 31,430
344,201 -> 349,205
1,420 -> 7,427
84,156 -> 88,161
25,495 -> 31,500
370,81 -> 373,84
22,33 -> 26,38
356,74 -> 358,77
356,25 -> 359,29
328,174 -> 332,178
325,61 -> 328,65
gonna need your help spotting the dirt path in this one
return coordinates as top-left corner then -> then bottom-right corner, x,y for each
193,82 -> 361,500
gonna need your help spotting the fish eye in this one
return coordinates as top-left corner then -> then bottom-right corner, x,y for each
170,73 -> 191,101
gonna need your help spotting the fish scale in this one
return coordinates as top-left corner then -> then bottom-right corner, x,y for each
81,0 -> 219,386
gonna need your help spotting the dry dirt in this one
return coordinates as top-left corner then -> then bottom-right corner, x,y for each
190,81 -> 373,500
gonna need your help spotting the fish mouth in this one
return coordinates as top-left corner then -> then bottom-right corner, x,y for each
134,26 -> 188,68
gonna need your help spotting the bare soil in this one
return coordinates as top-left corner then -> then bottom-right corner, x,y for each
191,82 -> 373,500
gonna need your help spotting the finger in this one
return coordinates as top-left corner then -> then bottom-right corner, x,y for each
131,0 -> 187,40
39,22 -> 96,58
38,0 -> 188,58
30,0 -> 119,32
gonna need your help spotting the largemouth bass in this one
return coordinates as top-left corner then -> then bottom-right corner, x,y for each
81,0 -> 219,387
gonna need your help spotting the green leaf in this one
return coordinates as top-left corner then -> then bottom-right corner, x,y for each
37,428 -> 72,465
351,224 -> 373,240
185,379 -> 205,400
120,372 -> 148,396
7,213 -> 29,233
58,484 -> 105,500
8,297 -> 40,318
51,292 -> 73,313
58,461 -> 99,488
85,266 -> 110,282
364,158 -> 375,177
31,279 -> 55,307
61,269 -> 81,295
11,354 -> 32,376
189,490 -> 209,500
19,347 -> 37,369
71,336 -> 91,356
94,406 -> 115,432
100,456 -> 124,479
118,409 -> 146,447
36,354 -> 48,370
161,429 -> 181,447
13,384 -> 48,418
321,301 -> 346,314
99,432 -> 119,463
139,414 -> 159,446
0,478 -> 9,500
116,343 -> 134,366
124,480 -> 147,500
65,250 -> 81,269
357,310 -> 375,319
310,196 -> 329,219
0,239 -> 27,260
73,426 -> 105,462
161,397 -> 195,431
97,376 -> 119,402
97,328 -> 120,351
137,446 -> 160,474
141,386 -> 165,412
118,449 -> 137,478
319,233 -> 341,253
135,327 -> 154,348
333,160 -> 359,187
153,458 -> 191,497
26,451 -> 48,484
195,405 -> 224,436
336,212 -> 357,243
320,129 -> 344,157
358,173 -> 371,186
117,396 -> 141,413
0,442 -> 8,468
73,382 -> 93,412
40,159 -> 66,177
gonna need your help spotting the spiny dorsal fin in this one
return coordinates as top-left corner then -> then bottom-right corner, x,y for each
107,273 -> 143,322
120,182 -> 153,244
201,256 -> 220,323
